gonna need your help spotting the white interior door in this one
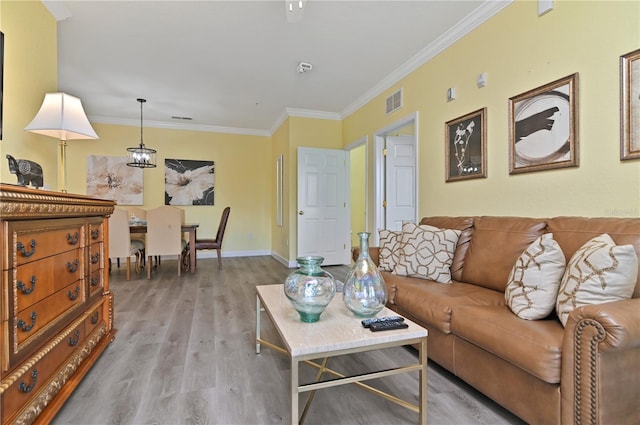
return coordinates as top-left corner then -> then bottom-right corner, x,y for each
297,147 -> 350,265
385,135 -> 417,231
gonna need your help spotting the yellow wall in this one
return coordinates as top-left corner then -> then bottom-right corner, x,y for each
271,118 -> 290,261
343,0 -> 640,226
66,123 -> 272,253
0,1 -> 58,186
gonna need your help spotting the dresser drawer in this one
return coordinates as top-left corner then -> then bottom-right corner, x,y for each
12,281 -> 85,356
88,269 -> 104,298
89,242 -> 104,274
10,250 -> 83,315
88,220 -> 104,244
1,319 -> 85,422
6,220 -> 85,268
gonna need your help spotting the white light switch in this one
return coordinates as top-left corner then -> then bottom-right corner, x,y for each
538,0 -> 553,16
477,72 -> 487,88
447,87 -> 456,102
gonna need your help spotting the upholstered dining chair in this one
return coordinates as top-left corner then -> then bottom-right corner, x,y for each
108,207 -> 144,280
193,206 -> 230,270
146,205 -> 186,279
127,206 -> 148,266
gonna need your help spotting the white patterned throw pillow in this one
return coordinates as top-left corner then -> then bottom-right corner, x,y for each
556,233 -> 638,327
378,229 -> 402,272
393,222 -> 461,283
505,233 -> 566,320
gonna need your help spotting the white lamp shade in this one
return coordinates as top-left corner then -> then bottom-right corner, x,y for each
25,93 -> 98,140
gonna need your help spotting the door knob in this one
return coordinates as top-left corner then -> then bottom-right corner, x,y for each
299,210 -> 304,215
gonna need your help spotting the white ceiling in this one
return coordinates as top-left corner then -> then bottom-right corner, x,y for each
47,0 -> 510,136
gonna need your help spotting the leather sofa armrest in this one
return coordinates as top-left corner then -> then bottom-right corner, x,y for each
352,246 -> 380,265
561,298 -> 640,425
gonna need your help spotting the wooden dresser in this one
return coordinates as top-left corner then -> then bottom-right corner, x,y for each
0,184 -> 116,425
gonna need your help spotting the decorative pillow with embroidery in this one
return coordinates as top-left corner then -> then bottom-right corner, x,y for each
505,233 -> 566,320
556,233 -> 638,326
378,229 -> 402,271
393,221 -> 461,283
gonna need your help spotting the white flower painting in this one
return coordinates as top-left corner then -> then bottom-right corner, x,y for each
165,159 -> 214,205
86,155 -> 143,205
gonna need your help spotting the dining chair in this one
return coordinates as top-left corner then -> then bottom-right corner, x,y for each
192,206 -> 230,270
127,206 -> 148,267
108,207 -> 144,280
146,205 -> 186,279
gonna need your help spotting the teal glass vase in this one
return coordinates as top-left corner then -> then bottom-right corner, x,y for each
343,232 -> 387,317
284,256 -> 336,322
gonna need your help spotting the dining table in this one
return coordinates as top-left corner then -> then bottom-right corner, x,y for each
129,223 -> 199,273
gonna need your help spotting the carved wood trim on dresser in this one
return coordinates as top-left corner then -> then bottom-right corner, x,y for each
0,184 -> 116,425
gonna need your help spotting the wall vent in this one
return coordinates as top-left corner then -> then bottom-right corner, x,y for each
385,89 -> 402,114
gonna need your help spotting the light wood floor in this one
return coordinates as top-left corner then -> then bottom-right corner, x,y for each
52,256 -> 525,425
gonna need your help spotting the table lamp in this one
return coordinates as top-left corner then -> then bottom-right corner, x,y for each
25,92 -> 98,192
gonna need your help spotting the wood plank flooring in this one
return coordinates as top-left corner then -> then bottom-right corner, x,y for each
52,256 -> 524,425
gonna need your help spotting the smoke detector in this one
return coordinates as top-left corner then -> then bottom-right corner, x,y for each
297,62 -> 313,73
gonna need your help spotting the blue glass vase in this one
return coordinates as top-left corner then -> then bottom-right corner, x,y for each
343,232 -> 387,317
284,256 -> 336,322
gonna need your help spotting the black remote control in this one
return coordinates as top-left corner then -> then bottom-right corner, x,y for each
362,316 -> 404,328
369,321 -> 409,332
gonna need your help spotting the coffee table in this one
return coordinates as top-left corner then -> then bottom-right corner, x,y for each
256,284 -> 428,425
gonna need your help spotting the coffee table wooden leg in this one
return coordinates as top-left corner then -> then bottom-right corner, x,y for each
419,337 -> 428,425
291,357 -> 300,425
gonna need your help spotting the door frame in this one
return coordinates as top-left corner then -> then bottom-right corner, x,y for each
373,112 -> 419,244
345,136 -> 369,245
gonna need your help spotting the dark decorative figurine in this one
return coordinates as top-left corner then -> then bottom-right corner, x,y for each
6,154 -> 44,188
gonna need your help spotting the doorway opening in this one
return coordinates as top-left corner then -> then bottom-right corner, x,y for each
346,136 -> 367,249
373,112 -> 418,245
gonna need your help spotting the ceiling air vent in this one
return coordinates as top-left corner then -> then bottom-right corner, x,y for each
385,89 -> 402,114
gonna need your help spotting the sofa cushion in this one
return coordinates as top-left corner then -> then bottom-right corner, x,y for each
378,229 -> 401,272
546,216 -> 640,297
391,277 -> 505,334
393,221 -> 461,283
556,233 -> 638,326
460,216 -> 547,292
420,216 -> 475,282
451,305 -> 563,384
505,233 -> 566,320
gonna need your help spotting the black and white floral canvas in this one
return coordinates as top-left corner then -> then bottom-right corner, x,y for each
165,159 -> 214,205
87,155 -> 143,205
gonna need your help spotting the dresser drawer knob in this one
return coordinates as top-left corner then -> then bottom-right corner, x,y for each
90,275 -> 101,287
91,253 -> 100,264
91,311 -> 100,324
18,369 -> 38,393
91,229 -> 100,240
66,259 -> 79,273
17,311 -> 37,332
67,286 -> 80,301
16,240 -> 37,257
66,232 -> 80,245
17,276 -> 37,295
68,329 -> 81,346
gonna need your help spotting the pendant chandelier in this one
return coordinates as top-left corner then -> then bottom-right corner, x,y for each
127,98 -> 157,168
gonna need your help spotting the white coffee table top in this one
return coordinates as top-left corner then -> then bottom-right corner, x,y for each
257,284 -> 428,358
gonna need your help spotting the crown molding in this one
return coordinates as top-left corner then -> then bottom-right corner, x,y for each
89,116 -> 271,137
340,0 -> 513,119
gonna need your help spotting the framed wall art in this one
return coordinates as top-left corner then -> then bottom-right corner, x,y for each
165,158 -> 214,205
509,73 -> 579,174
86,155 -> 143,205
621,48 -> 640,160
445,107 -> 487,182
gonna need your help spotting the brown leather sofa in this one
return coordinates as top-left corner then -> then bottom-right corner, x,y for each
361,216 -> 639,425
